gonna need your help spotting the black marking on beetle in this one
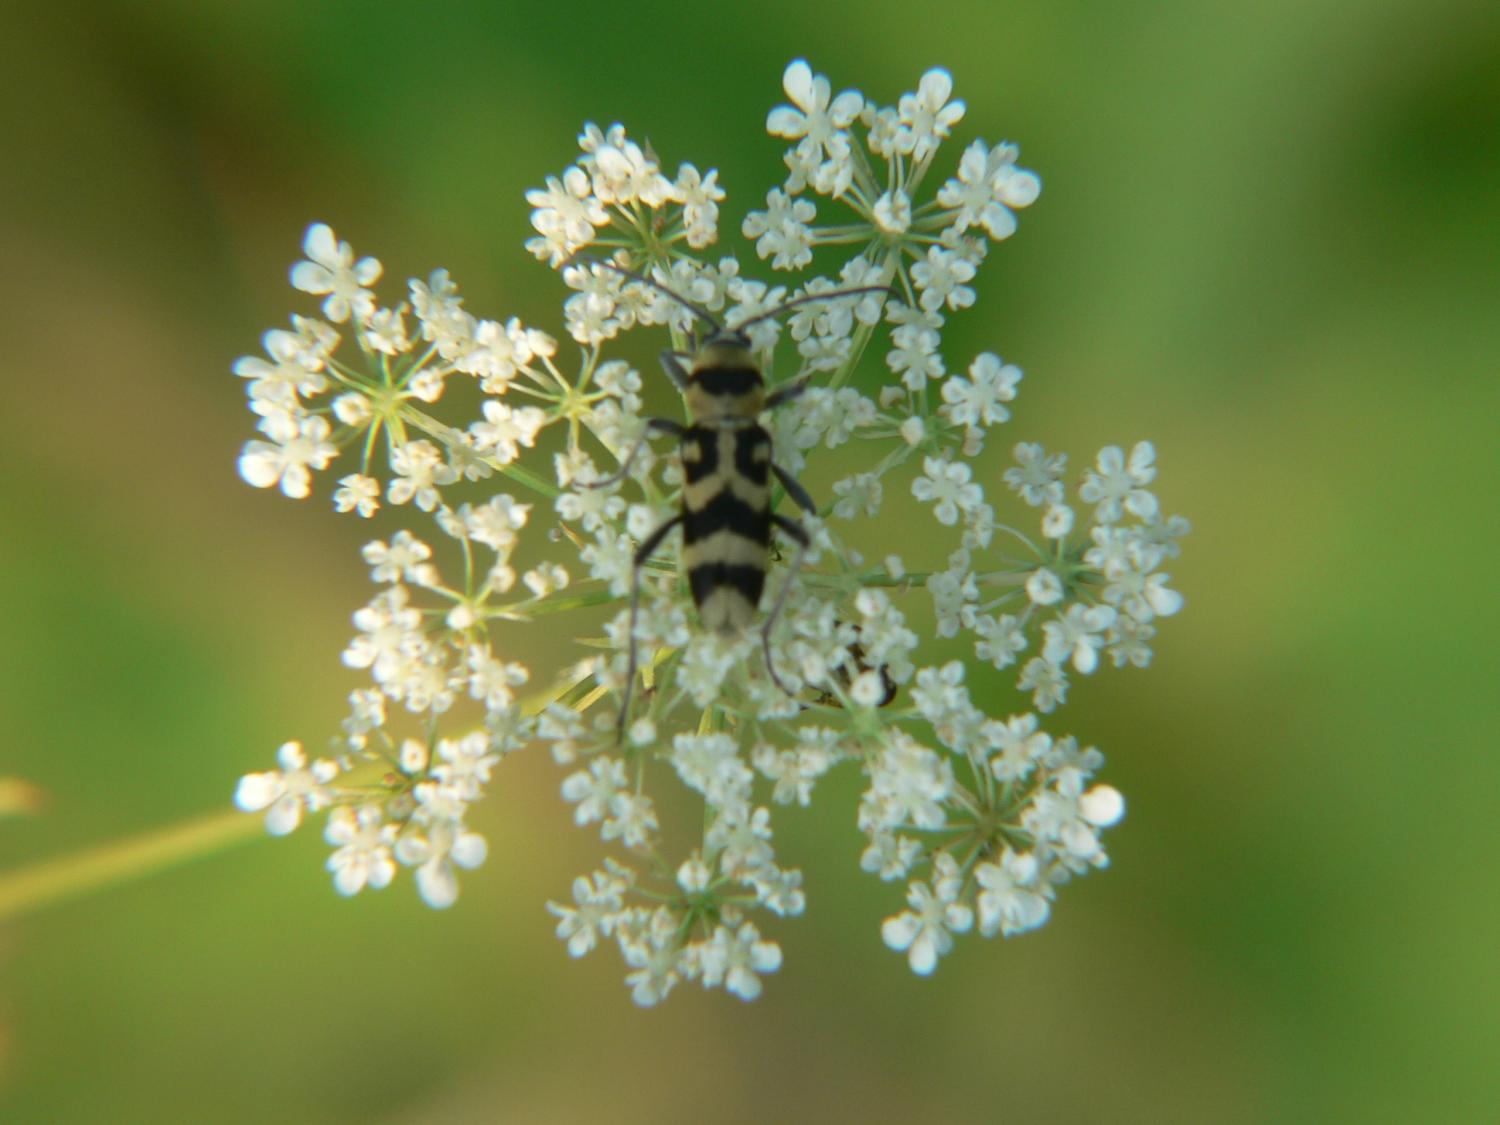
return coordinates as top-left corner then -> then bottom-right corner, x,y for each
732,428 -> 772,484
693,366 -> 762,397
689,562 -> 765,607
681,430 -> 718,482
683,491 -> 770,542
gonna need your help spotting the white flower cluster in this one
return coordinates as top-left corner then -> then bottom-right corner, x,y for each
230,59 -> 1188,1004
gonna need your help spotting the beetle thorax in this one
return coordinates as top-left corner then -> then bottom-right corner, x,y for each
684,337 -> 766,423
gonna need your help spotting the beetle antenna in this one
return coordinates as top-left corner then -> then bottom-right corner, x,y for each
562,253 -> 722,333
731,285 -> 897,331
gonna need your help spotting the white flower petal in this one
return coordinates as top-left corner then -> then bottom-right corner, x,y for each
450,832 -> 488,870
1080,785 -> 1126,826
417,860 -> 459,908
882,912 -> 918,952
908,933 -> 939,975
766,106 -> 804,137
264,795 -> 303,836
237,446 -> 281,490
290,261 -> 334,295
782,59 -> 814,109
303,223 -> 338,263
234,772 -> 280,812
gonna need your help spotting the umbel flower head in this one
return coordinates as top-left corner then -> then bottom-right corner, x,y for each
230,59 -> 1187,1005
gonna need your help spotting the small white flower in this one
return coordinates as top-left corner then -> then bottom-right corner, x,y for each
290,223 -> 382,324
672,732 -> 753,808
753,729 -> 839,807
1041,604 -> 1118,674
360,307 -> 410,355
911,245 -> 976,312
847,669 -> 886,706
742,188 -> 817,270
522,563 -> 568,597
399,739 -> 428,773
1018,657 -> 1069,713
233,320 -> 332,408
1137,512 -> 1193,560
324,805 -> 397,895
941,353 -> 1021,430
526,168 -> 608,264
1005,442 -> 1067,507
912,457 -> 983,526
470,401 -> 547,465
548,868 -> 629,957
1025,567 -> 1065,606
832,472 -> 883,520
333,473 -> 380,518
975,850 -> 1050,937
433,729 -> 504,797
410,269 -> 465,341
1101,565 -> 1185,623
698,923 -> 782,1001
895,67 -> 966,161
331,392 -> 371,427
986,713 -> 1051,783
1107,615 -> 1157,668
677,633 -> 746,707
238,415 -> 337,500
396,815 -> 488,909
766,59 -> 864,155
748,865 -> 805,918
926,558 -> 978,639
1042,503 -> 1074,539
881,854 -> 973,975
676,852 -> 712,893
864,733 -> 953,833
235,741 -> 338,836
603,791 -> 659,849
937,139 -> 1041,240
342,586 -> 425,686
462,494 -> 532,554
536,704 -> 590,766
561,756 -> 627,827
1081,441 -> 1159,524
387,440 -> 457,511
590,136 -> 674,208
362,530 -> 436,585
620,908 -> 685,1007
455,317 -> 535,395
1024,778 -> 1117,866
872,189 -> 912,234
886,324 -> 945,391
973,613 -> 1027,671
861,833 -> 922,881
675,163 -> 725,248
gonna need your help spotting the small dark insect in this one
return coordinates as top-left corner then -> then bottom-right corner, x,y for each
815,628 -> 899,709
572,257 -> 891,732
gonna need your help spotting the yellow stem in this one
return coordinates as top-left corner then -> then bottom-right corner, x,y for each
0,671 -> 602,923
0,809 -> 262,921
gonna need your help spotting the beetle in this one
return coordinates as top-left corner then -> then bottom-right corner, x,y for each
572,257 -> 890,730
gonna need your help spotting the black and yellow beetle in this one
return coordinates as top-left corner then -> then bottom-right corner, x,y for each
572,257 -> 890,729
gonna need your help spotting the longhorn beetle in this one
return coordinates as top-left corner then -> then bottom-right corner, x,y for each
572,257 -> 891,733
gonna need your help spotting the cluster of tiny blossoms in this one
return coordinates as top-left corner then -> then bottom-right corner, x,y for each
231,60 -> 1187,1004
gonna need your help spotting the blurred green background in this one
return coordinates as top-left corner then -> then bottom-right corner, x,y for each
2,1 -> 1497,1121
